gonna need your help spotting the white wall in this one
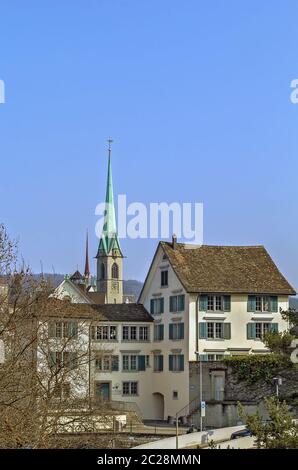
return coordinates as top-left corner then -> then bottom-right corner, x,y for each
189,294 -> 289,360
90,321 -> 155,420
141,245 -> 190,420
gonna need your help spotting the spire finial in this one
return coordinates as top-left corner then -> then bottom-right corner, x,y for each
84,229 -> 90,278
108,138 -> 113,158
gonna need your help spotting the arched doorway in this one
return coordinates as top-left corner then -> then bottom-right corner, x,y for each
152,392 -> 165,420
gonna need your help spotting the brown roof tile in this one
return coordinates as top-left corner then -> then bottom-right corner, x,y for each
161,242 -> 296,295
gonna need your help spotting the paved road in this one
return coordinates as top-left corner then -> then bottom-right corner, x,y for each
133,425 -> 246,449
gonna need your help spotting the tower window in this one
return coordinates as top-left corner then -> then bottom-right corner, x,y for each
112,263 -> 119,279
101,263 -> 105,280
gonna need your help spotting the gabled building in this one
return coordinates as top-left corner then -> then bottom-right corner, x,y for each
138,236 -> 296,419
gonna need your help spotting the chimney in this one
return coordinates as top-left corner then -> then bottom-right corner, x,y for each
172,234 -> 177,250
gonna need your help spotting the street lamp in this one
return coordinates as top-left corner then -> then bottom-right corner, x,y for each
195,351 -> 204,432
272,377 -> 282,397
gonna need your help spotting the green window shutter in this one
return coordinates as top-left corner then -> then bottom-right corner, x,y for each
91,326 -> 96,340
111,356 -> 119,371
270,296 -> 278,313
247,323 -> 256,339
223,323 -> 231,339
160,297 -> 164,314
199,295 -> 208,311
70,322 -> 78,338
247,295 -> 256,312
150,299 -> 154,314
270,323 -> 279,333
199,322 -> 207,339
48,322 -> 56,338
138,355 -> 146,371
158,355 -> 164,371
178,295 -> 185,311
160,324 -> 164,340
223,295 -> 231,312
179,323 -> 184,340
169,296 -> 175,312
169,323 -> 174,340
70,352 -> 77,369
169,355 -> 174,371
49,351 -> 56,367
179,355 -> 184,371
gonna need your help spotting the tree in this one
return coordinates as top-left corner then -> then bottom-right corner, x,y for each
0,224 -> 112,448
281,308 -> 298,336
263,330 -> 295,355
239,396 -> 298,449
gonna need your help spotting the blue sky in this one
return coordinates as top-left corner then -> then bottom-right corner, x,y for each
1,1 -> 298,288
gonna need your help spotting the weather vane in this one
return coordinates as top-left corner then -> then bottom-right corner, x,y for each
108,138 -> 113,157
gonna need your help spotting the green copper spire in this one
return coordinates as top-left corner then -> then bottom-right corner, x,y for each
97,139 -> 122,256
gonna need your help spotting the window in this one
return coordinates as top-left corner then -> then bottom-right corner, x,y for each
200,295 -> 231,312
207,295 -> 214,311
253,322 -> 271,339
207,295 -> 225,311
150,298 -> 164,315
169,354 -> 184,372
169,323 -> 184,340
53,383 -> 71,399
101,263 -> 105,280
130,326 -> 137,340
154,355 -> 163,372
216,296 -> 222,311
199,322 -> 231,340
207,322 -> 223,339
154,324 -> 164,341
146,355 -> 150,367
247,322 -> 278,340
123,355 -> 137,371
207,354 -> 224,361
122,326 -> 149,341
169,295 -> 185,313
49,351 -> 77,370
110,326 -> 117,340
173,391 -> 178,399
95,355 -> 119,372
139,326 -> 149,341
48,321 -> 78,339
123,381 -> 138,396
161,270 -> 168,287
255,296 -> 270,312
247,295 -> 278,313
92,325 -> 117,341
122,326 -> 129,340
111,263 -> 119,279
215,323 -> 223,339
122,355 -> 145,371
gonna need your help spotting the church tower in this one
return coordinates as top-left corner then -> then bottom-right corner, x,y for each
96,140 -> 124,303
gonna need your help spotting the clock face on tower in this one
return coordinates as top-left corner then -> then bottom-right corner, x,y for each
111,281 -> 119,293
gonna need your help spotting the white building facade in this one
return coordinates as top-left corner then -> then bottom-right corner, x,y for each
138,237 -> 296,420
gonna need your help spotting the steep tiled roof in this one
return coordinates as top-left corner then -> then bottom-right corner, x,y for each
91,303 -> 153,322
43,299 -> 153,322
161,242 -> 296,295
